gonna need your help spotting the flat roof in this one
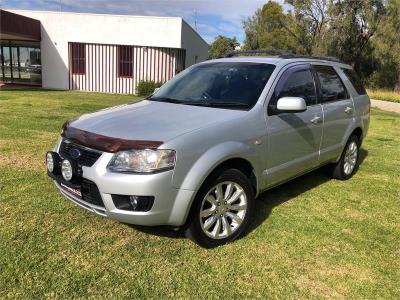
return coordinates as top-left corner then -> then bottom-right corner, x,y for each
6,9 -> 207,46
6,9 -> 183,21
0,9 -> 41,41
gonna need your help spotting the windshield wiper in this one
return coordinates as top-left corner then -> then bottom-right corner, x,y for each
187,101 -> 249,109
149,97 -> 249,109
206,101 -> 249,108
148,97 -> 183,104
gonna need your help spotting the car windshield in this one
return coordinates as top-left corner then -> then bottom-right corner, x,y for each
149,62 -> 276,110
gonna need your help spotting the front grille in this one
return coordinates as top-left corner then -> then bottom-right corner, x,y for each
81,179 -> 104,207
59,140 -> 102,167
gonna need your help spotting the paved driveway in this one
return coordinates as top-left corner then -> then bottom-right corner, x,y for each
371,99 -> 400,113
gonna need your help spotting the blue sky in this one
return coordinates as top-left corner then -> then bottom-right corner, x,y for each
1,0 -> 285,44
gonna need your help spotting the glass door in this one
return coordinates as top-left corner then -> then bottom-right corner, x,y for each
1,45 -> 12,83
19,47 -> 42,84
11,46 -> 20,80
0,41 -> 41,85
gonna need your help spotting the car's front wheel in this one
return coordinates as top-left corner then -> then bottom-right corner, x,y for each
186,168 -> 255,248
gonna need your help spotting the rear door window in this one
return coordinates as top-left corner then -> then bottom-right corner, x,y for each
341,68 -> 367,95
314,65 -> 349,103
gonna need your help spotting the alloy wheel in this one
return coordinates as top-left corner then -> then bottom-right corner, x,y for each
199,181 -> 247,239
343,141 -> 358,175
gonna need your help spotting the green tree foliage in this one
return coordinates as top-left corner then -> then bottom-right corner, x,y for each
325,0 -> 385,77
285,0 -> 328,55
208,35 -> 240,59
369,0 -> 400,90
243,1 -> 301,53
243,0 -> 398,89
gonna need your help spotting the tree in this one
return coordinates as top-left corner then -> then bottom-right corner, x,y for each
243,0 -> 329,54
242,1 -> 301,53
208,35 -> 240,59
285,0 -> 328,55
325,0 -> 386,76
243,0 -> 397,89
369,0 -> 400,90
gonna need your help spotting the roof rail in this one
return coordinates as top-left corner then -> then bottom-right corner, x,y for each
279,54 -> 344,63
224,49 -> 293,58
224,49 -> 345,64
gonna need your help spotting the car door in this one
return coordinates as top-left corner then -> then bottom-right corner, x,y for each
312,65 -> 354,163
265,64 -> 323,187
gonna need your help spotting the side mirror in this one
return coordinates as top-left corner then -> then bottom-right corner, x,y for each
276,97 -> 307,113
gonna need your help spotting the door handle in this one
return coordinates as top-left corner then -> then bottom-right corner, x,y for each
345,106 -> 353,114
310,116 -> 322,125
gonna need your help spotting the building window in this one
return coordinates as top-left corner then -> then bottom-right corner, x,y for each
71,43 -> 85,74
118,46 -> 133,77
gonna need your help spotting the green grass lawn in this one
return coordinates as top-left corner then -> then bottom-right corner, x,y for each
367,89 -> 400,103
1,89 -> 399,298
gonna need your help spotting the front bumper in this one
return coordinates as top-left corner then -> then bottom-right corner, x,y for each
49,141 -> 195,226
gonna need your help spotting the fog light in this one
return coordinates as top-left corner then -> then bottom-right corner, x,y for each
61,159 -> 73,181
129,196 -> 139,210
46,151 -> 60,174
112,194 -> 155,211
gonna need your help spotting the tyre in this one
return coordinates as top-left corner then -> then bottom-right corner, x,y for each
186,168 -> 255,248
330,134 -> 360,180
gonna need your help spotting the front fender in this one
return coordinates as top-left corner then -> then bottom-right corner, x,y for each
177,141 -> 259,191
167,141 -> 260,225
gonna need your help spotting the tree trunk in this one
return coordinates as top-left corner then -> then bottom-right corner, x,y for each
395,72 -> 400,92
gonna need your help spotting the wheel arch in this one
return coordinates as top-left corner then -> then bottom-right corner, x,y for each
178,156 -> 257,228
168,142 -> 261,226
352,127 -> 363,143
206,157 -> 257,195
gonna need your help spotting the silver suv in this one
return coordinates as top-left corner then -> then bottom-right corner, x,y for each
46,53 -> 370,248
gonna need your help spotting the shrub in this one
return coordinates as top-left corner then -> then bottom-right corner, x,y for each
137,80 -> 163,97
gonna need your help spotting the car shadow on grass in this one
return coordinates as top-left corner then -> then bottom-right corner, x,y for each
128,148 -> 368,241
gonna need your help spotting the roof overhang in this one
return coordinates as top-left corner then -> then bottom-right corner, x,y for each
0,9 -> 41,41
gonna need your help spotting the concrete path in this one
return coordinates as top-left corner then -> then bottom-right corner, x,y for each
371,99 -> 400,114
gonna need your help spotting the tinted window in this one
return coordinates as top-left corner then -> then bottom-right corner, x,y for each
118,46 -> 133,77
274,68 -> 317,106
71,43 -> 85,75
151,62 -> 276,109
315,65 -> 348,102
342,68 -> 366,95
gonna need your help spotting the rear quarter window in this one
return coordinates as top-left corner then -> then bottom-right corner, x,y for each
341,68 -> 367,95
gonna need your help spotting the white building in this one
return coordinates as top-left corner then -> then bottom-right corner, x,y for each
0,9 -> 209,94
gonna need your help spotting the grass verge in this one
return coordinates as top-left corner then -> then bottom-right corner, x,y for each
367,89 -> 400,103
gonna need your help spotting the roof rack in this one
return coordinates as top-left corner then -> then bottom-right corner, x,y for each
224,49 -> 292,58
280,54 -> 344,63
224,49 -> 345,64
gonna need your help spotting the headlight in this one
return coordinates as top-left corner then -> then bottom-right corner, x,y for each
107,149 -> 176,173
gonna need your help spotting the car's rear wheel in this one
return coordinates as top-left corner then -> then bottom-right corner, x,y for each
186,168 -> 255,248
330,134 -> 360,180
